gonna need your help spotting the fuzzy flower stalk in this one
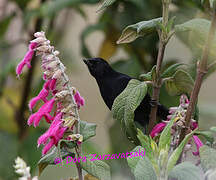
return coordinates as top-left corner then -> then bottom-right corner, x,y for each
150,94 -> 203,158
14,157 -> 38,180
16,31 -> 85,178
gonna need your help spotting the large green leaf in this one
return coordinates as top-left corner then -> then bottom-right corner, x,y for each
37,147 -> 74,175
175,18 -> 216,60
127,146 -> 157,180
117,17 -> 162,44
168,162 -> 203,180
165,69 -> 194,96
80,155 -> 111,180
167,130 -> 196,172
200,145 -> 216,172
112,79 -> 148,143
80,120 -> 97,141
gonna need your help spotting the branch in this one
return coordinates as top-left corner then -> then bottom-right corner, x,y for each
148,0 -> 171,132
179,9 -> 216,144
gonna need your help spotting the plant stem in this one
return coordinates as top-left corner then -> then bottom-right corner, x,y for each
179,9 -> 216,144
148,0 -> 171,132
57,59 -> 83,180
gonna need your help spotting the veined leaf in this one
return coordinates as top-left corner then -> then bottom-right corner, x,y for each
127,146 -> 157,180
117,18 -> 162,44
168,162 -> 203,180
80,120 -> 97,141
80,155 -> 111,180
167,130 -> 196,172
165,69 -> 194,96
38,147 -> 74,176
112,79 -> 148,144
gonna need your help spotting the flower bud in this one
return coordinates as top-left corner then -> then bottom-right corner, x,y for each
34,31 -> 45,38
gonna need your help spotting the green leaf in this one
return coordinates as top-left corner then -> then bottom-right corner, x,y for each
165,69 -> 194,96
196,131 -> 214,144
158,114 -> 176,151
200,145 -> 216,172
161,63 -> 184,78
168,162 -> 203,180
137,129 -> 153,160
0,14 -> 15,39
38,147 -> 74,176
58,139 -> 76,149
117,17 -> 162,44
174,18 -> 216,59
127,146 -> 157,180
80,120 -> 97,141
80,155 -> 111,180
112,79 -> 148,143
139,65 -> 156,82
97,0 -> 116,12
167,130 -> 196,172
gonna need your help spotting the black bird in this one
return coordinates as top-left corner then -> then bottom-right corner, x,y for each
83,57 -> 169,128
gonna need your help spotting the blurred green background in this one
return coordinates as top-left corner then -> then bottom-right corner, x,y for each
0,0 -> 216,179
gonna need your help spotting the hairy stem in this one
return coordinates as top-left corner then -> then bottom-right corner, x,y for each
56,58 -> 83,180
179,10 -> 216,144
148,0 -> 171,132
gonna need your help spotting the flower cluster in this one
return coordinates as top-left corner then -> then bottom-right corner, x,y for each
16,31 -> 85,155
14,157 -> 38,180
150,94 -> 203,156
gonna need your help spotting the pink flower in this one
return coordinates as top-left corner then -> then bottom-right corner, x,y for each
150,122 -> 167,138
192,135 -> 203,156
191,122 -> 198,130
27,98 -> 55,127
74,91 -> 85,109
16,42 -> 37,77
29,87 -> 49,111
37,112 -> 67,155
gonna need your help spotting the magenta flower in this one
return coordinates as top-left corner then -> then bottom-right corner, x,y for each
74,91 -> 85,109
17,32 -> 85,155
37,112 -> 67,155
28,98 -> 55,127
16,42 -> 37,77
192,135 -> 203,156
150,122 -> 167,138
29,87 -> 49,111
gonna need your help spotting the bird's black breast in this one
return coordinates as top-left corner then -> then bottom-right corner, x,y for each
96,73 -> 131,110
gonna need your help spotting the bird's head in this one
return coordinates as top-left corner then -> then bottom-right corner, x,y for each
83,58 -> 112,78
